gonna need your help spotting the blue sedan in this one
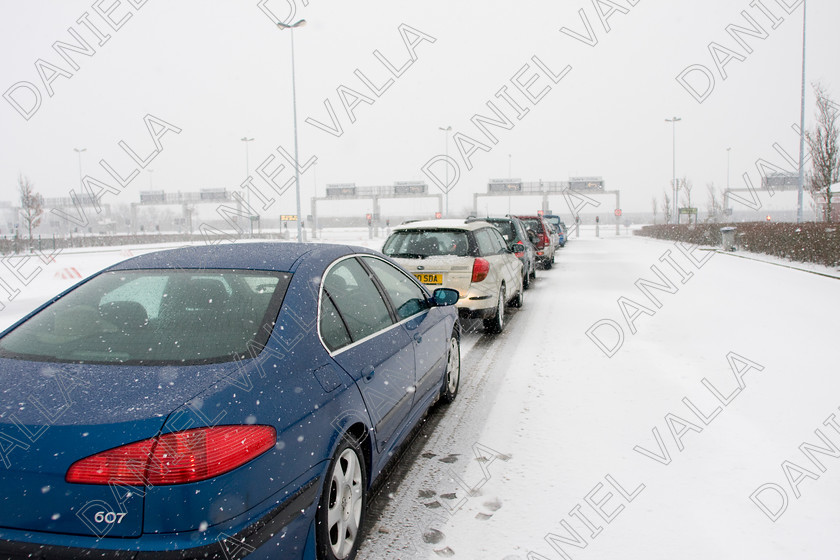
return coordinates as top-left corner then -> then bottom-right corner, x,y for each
0,242 -> 461,559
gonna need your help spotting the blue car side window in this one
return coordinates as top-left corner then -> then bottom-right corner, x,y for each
362,257 -> 429,320
322,258 -> 393,344
320,294 -> 352,352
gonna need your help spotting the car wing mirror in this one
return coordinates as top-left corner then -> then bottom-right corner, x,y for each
431,288 -> 459,307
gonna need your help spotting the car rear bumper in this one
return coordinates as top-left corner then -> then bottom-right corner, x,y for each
0,478 -> 319,559
457,302 -> 497,320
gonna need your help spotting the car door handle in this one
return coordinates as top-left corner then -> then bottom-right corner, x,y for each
413,333 -> 422,343
362,366 -> 375,381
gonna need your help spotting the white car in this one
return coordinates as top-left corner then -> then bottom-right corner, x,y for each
382,219 -> 524,333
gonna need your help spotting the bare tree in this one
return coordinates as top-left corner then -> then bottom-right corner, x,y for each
705,182 -> 725,223
805,83 -> 839,222
18,174 -> 44,241
661,190 -> 672,224
651,196 -> 658,224
679,177 -> 694,208
677,177 -> 696,224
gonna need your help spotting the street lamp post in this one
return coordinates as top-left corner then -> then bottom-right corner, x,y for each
726,147 -> 732,219
796,0 -> 807,223
72,148 -> 86,236
73,147 -> 86,189
726,147 -> 731,191
73,148 -> 86,180
508,154 -> 512,214
241,137 -> 255,236
438,126 -> 451,217
665,117 -> 682,224
276,19 -> 307,242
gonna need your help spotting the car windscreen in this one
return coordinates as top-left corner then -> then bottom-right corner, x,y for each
383,230 -> 470,258
0,269 -> 291,365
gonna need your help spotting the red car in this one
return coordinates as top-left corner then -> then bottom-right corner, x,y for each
515,215 -> 557,269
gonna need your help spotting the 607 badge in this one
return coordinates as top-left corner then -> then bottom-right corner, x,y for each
76,500 -> 128,537
92,511 -> 127,524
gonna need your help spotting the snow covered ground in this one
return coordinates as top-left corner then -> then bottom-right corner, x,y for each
353,231 -> 840,559
1,228 -> 838,559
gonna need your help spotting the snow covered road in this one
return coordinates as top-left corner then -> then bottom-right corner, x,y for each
357,233 -> 840,559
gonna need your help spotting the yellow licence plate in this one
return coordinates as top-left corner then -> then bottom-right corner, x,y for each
414,273 -> 442,285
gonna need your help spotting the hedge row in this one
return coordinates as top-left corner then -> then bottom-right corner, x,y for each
634,222 -> 840,267
0,231 -> 290,256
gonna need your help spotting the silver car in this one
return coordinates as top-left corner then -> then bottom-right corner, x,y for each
382,219 -> 524,333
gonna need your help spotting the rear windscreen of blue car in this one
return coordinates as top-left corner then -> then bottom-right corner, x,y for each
0,270 -> 291,365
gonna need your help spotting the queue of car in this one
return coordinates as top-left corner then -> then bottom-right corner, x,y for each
382,218 -> 525,334
381,214 -> 566,333
511,215 -> 557,269
0,214 -> 566,560
542,214 -> 567,247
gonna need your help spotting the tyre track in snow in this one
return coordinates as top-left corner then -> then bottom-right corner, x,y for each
357,290 -> 541,558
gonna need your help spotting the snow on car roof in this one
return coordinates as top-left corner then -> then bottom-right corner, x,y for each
106,242 -> 367,272
393,218 -> 494,231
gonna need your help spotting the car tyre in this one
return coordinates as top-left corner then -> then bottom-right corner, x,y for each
316,435 -> 367,560
543,257 -> 553,270
483,285 -> 506,334
440,331 -> 460,403
529,264 -> 537,281
523,269 -> 531,290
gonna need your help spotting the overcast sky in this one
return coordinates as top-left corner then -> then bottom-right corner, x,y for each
1,0 -> 838,221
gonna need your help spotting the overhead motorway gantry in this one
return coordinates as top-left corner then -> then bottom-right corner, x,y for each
310,181 -> 442,237
473,177 -> 622,235
131,189 -> 234,234
723,172 -> 806,215
45,193 -> 112,234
